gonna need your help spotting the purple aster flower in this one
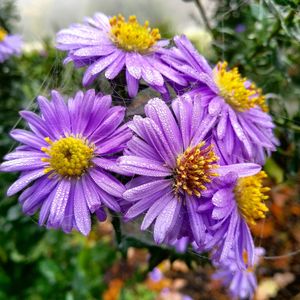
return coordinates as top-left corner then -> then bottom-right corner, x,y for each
149,267 -> 163,282
161,35 -> 278,164
56,14 -> 187,99
212,247 -> 265,300
235,24 -> 246,33
198,170 -> 270,269
0,27 -> 22,62
0,89 -> 131,235
119,96 -> 261,245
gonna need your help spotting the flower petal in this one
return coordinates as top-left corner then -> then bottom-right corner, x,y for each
218,163 -> 261,177
118,156 -> 170,177
154,197 -> 181,244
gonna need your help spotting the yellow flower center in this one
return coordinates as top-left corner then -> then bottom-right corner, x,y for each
235,171 -> 270,225
41,136 -> 94,177
0,27 -> 7,42
213,61 -> 268,112
174,142 -> 219,197
109,15 -> 161,52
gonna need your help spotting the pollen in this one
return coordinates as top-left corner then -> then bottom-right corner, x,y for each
213,61 -> 268,112
174,141 -> 219,198
41,136 -> 94,178
109,15 -> 161,52
0,27 -> 7,42
235,171 -> 270,225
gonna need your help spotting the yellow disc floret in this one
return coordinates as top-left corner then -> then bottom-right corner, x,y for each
0,27 -> 7,42
235,171 -> 270,225
174,142 -> 219,198
213,61 -> 268,112
109,15 -> 161,52
41,136 -> 94,178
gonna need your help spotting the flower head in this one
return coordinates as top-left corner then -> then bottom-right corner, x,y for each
212,247 -> 265,300
56,13 -> 187,98
198,170 -> 269,268
213,61 -> 267,112
161,35 -> 277,164
109,15 -> 160,52
0,90 -> 131,235
119,96 -> 261,245
0,27 -> 22,62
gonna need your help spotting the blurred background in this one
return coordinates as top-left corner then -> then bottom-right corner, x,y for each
0,0 -> 300,299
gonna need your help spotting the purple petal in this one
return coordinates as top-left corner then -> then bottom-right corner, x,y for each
130,116 -> 175,166
19,111 -> 50,138
74,181 -> 91,235
118,156 -> 170,177
140,57 -> 164,86
90,169 -> 125,198
146,56 -> 187,86
218,163 -> 261,177
0,157 -> 46,172
186,195 -> 206,245
4,151 -> 44,161
61,182 -> 75,233
82,50 -> 121,86
126,52 -> 142,79
95,207 -> 107,222
48,179 -> 71,226
7,169 -> 45,196
217,109 -> 228,140
125,136 -> 159,161
126,69 -> 139,98
22,177 -> 57,215
10,129 -> 45,150
93,157 -> 131,176
105,51 -> 125,79
228,107 -> 252,156
97,188 -> 120,212
174,35 -> 213,75
208,96 -> 222,116
124,195 -> 157,220
39,188 -> 55,226
154,197 -> 181,244
72,45 -> 115,58
51,90 -> 71,134
145,98 -> 182,156
81,175 -> 101,213
212,188 -> 233,208
141,191 -> 173,230
123,179 -> 171,201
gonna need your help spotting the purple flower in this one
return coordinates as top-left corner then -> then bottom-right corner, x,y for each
161,35 -> 278,164
0,89 -> 131,235
235,24 -> 246,33
119,96 -> 261,245
198,171 -> 269,268
56,14 -> 187,99
0,27 -> 22,62
212,248 -> 265,300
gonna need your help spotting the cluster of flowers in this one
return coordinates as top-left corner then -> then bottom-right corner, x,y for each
1,13 -> 278,299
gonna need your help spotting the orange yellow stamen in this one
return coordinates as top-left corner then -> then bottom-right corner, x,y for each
41,136 -> 94,177
174,142 -> 219,197
109,15 -> 160,52
235,171 -> 270,225
0,27 -> 7,42
213,61 -> 268,112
